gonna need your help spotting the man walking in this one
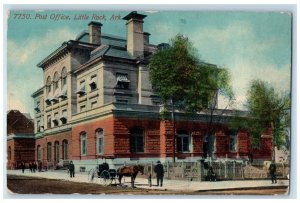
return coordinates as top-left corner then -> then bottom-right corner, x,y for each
269,160 -> 277,184
154,161 -> 164,187
69,161 -> 75,178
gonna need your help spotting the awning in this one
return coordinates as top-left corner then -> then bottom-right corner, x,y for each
89,77 -> 97,85
60,111 -> 67,120
116,74 -> 130,83
51,88 -> 60,102
45,93 -> 52,104
59,85 -> 67,98
76,82 -> 86,94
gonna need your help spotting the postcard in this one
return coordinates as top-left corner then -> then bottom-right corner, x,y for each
6,8 -> 292,196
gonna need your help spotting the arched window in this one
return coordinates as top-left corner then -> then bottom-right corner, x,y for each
54,141 -> 59,163
37,145 -> 42,161
177,130 -> 191,153
80,132 -> 87,155
61,67 -> 67,87
46,76 -> 51,95
130,128 -> 144,153
62,140 -> 68,160
8,146 -> 11,160
60,67 -> 67,98
45,76 -> 52,105
96,129 -> 104,154
47,142 -> 52,162
53,72 -> 59,90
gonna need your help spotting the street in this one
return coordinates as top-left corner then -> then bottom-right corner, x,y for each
7,175 -> 288,195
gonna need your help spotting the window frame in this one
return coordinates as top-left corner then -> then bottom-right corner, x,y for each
96,129 -> 104,154
80,132 -> 87,156
177,130 -> 191,153
130,128 -> 144,153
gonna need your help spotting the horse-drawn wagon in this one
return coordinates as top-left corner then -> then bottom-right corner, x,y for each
87,163 -> 144,187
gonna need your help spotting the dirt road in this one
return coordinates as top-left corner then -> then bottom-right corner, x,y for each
6,175 -> 288,195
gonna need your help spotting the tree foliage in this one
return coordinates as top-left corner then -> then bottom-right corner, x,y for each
245,80 -> 290,149
149,34 -> 233,114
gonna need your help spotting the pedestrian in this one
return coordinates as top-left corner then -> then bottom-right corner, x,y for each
154,161 -> 164,187
21,162 -> 25,173
33,162 -> 37,173
269,160 -> 277,184
29,162 -> 33,173
148,173 -> 152,187
38,161 -> 42,172
69,161 -> 75,178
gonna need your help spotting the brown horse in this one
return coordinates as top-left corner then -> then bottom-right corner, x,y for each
117,165 -> 144,188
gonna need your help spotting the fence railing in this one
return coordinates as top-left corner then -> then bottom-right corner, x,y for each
143,161 -> 289,181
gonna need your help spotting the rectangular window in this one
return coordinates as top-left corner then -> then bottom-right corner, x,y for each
116,99 -> 128,104
80,105 -> 86,112
47,115 -> 51,129
53,113 -> 59,127
76,80 -> 86,95
81,133 -> 87,155
35,101 -> 41,112
89,75 -> 97,91
37,120 -> 40,132
130,128 -> 144,153
230,134 -> 237,152
37,146 -> 42,161
116,73 -> 130,89
60,109 -> 67,124
97,129 -> 104,154
177,133 -> 190,153
91,101 -> 97,108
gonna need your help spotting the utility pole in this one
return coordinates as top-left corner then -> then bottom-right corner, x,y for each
171,97 -> 176,163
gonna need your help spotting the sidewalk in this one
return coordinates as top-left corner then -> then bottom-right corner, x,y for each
7,170 -> 289,192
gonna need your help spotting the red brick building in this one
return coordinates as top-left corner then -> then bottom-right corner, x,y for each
7,110 -> 35,169
30,11 -> 272,171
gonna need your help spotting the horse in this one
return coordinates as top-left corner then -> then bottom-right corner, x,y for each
117,165 -> 144,188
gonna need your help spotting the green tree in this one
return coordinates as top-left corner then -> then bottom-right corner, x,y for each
149,34 -> 234,161
245,80 -> 290,160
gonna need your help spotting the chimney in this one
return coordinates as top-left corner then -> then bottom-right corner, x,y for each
88,21 -> 102,45
143,32 -> 150,45
123,11 -> 147,58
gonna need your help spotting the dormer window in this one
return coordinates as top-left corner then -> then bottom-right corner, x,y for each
89,75 -> 97,91
76,80 -> 86,95
116,73 -> 130,89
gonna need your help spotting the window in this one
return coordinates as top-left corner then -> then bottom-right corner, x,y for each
47,142 -> 52,162
91,101 -> 97,108
80,105 -> 86,112
80,132 -> 87,155
8,146 -> 11,160
60,109 -> 67,124
37,120 -> 41,132
34,101 -> 41,112
52,72 -> 60,103
54,141 -> 59,163
62,140 -> 68,160
47,115 -> 51,129
76,80 -> 86,95
89,75 -> 97,91
230,133 -> 237,152
97,129 -> 104,154
116,73 -> 130,89
116,99 -> 128,104
177,130 -> 191,153
45,76 -> 52,105
60,67 -> 67,99
52,113 -> 59,127
37,145 -> 42,161
130,128 -> 144,153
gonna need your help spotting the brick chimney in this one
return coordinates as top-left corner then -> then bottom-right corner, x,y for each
88,21 -> 102,45
123,11 -> 147,58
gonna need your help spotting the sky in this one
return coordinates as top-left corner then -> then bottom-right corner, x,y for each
6,10 -> 292,117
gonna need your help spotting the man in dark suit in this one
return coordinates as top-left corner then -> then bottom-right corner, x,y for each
154,161 -> 164,187
69,161 -> 75,178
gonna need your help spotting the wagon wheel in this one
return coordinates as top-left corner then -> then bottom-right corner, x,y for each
88,168 -> 97,183
99,170 -> 112,186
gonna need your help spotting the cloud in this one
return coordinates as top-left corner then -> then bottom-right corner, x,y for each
8,28 -> 76,66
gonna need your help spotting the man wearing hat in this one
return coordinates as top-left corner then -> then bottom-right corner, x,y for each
154,161 -> 164,187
